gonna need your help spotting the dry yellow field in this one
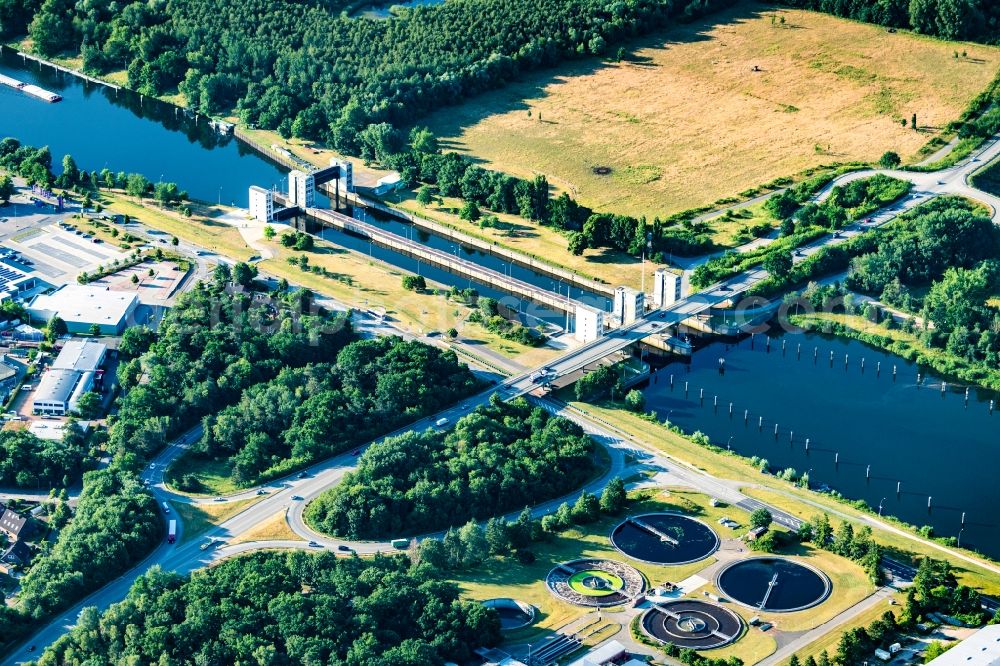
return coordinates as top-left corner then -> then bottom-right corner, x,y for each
425,3 -> 1000,218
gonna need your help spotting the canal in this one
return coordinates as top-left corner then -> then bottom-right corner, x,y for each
2,47 -> 610,322
642,330 -> 1000,558
1,47 -> 287,203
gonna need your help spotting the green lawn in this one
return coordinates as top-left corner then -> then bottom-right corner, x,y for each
173,498 -> 259,543
165,454 -> 240,497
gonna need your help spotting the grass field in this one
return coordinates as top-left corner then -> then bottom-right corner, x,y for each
166,455 -> 239,497
100,193 -> 256,261
424,3 -> 1000,218
229,510 -> 301,545
173,498 -> 259,543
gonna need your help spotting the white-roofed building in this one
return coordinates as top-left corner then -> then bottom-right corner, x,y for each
32,339 -> 106,416
28,284 -> 138,335
566,640 -> 633,666
925,625 -> 1000,666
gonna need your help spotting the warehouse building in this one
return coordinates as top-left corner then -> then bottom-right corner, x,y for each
28,284 -> 138,335
32,339 -> 106,416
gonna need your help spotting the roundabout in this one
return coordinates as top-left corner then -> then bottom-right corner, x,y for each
611,513 -> 720,565
716,557 -> 831,612
546,559 -> 646,607
641,599 -> 743,650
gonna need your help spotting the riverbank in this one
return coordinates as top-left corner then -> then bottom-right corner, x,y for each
789,312 -> 1000,392
566,399 -> 1000,597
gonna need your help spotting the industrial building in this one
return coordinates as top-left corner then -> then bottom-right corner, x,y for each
653,268 -> 682,307
925,625 -> 1000,666
248,186 -> 274,223
0,254 -> 41,302
28,284 -> 138,335
574,303 -> 605,343
31,339 -> 106,416
613,286 -> 644,325
288,170 -> 316,208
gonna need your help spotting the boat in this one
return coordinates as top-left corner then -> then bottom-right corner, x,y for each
0,73 -> 62,102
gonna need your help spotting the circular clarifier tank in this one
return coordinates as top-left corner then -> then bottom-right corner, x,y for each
610,513 -> 720,565
716,557 -> 831,612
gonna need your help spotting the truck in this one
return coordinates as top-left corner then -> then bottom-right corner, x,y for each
391,538 -> 409,549
167,520 -> 177,544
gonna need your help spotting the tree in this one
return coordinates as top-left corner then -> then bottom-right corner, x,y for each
125,173 -> 150,199
568,232 -> 588,256
457,520 -> 489,567
0,174 -> 13,203
171,236 -> 179,246
484,517 -> 510,555
73,391 -> 103,418
788,655 -> 800,666
599,477 -> 627,514
232,262 -> 258,288
263,225 -> 276,239
749,508 -> 773,530
60,154 -> 79,185
416,185 -> 435,207
571,491 -> 600,524
45,314 -> 67,342
624,389 -> 645,412
402,275 -> 426,291
153,181 -> 183,205
763,249 -> 793,278
459,200 -> 481,222
879,151 -> 901,169
131,273 -> 139,285
88,323 -> 101,337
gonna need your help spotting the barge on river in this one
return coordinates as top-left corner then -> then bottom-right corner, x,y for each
0,73 -> 62,102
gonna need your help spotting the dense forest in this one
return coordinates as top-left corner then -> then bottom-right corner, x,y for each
190,337 -> 482,486
111,277 -> 353,459
766,197 -> 1000,373
306,397 -> 598,539
34,551 -> 501,666
15,466 -> 160,618
772,0 -> 1000,43
0,425 -> 95,489
0,277 -> 354,650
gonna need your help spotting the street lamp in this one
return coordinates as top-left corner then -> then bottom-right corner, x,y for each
727,436 -> 734,451
878,497 -> 886,517
958,528 -> 964,548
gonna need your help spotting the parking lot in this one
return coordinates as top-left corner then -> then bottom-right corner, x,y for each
88,260 -> 187,306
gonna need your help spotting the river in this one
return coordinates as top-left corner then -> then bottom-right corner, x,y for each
642,330 -> 1000,558
1,48 -> 287,203
1,47 -> 614,322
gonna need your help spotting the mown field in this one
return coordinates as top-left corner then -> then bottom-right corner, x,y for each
425,3 -> 1000,218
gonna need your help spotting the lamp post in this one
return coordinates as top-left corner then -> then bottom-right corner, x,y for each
878,497 -> 886,517
727,436 -> 734,451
